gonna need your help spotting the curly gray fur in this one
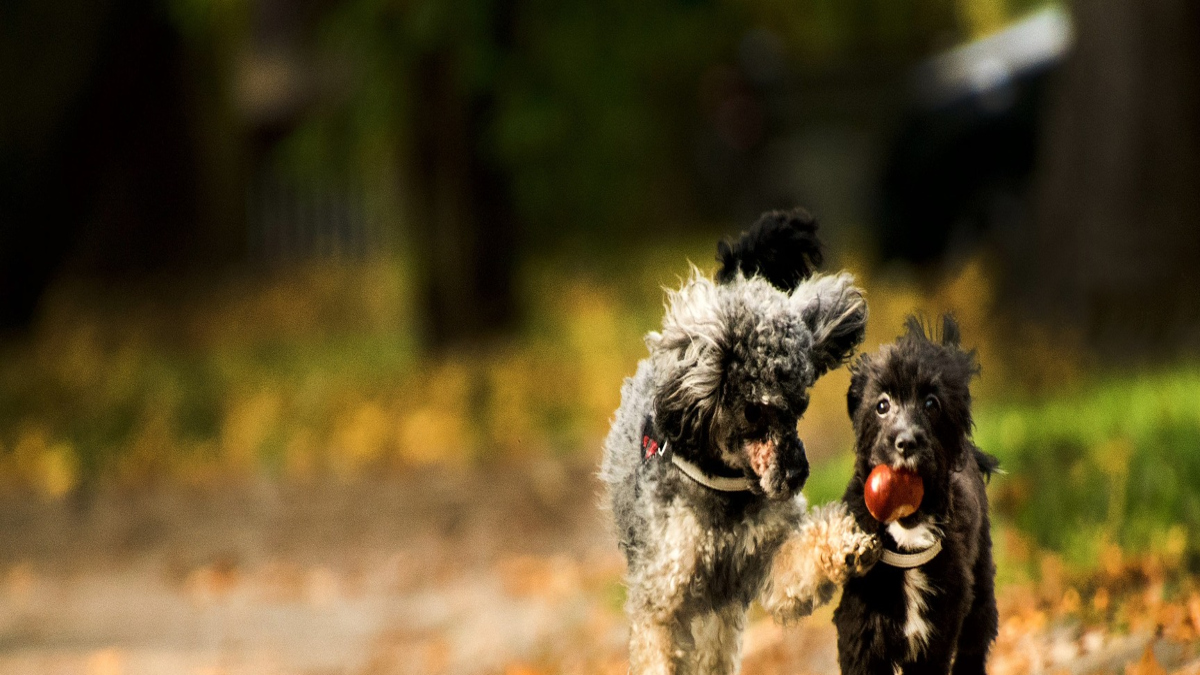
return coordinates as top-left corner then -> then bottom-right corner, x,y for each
600,269 -> 878,675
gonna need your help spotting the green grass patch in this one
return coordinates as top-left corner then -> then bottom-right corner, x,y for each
976,368 -> 1200,567
804,368 -> 1200,578
803,451 -> 855,508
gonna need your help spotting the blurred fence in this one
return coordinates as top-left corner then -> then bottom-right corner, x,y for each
247,175 -> 389,263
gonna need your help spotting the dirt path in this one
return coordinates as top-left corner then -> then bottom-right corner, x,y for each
0,460 -> 617,674
0,459 -> 1193,675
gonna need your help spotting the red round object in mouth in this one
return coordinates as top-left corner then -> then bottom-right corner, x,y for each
864,464 -> 924,523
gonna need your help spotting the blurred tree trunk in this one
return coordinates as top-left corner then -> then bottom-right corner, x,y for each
1023,0 -> 1200,357
0,0 -> 245,333
406,4 -> 519,350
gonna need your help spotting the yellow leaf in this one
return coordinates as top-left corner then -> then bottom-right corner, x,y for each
1125,644 -> 1167,675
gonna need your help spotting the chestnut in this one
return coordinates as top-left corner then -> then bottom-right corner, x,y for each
864,464 -> 924,523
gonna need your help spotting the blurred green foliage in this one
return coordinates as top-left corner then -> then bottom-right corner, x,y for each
0,243 -> 711,493
807,367 -> 1200,579
976,371 -> 1200,568
1,236 -> 1196,583
260,0 -> 1052,244
800,450 -> 855,507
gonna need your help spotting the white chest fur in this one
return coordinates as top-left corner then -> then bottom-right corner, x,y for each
887,520 -> 939,551
901,567 -> 933,658
887,520 -> 938,659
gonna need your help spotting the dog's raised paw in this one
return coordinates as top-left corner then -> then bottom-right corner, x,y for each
805,501 -> 882,582
831,503 -> 881,577
845,532 -> 881,576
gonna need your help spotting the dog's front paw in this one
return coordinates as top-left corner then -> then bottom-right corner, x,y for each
845,529 -> 881,577
804,501 -> 880,584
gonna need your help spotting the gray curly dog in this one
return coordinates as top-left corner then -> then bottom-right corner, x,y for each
601,211 -> 881,675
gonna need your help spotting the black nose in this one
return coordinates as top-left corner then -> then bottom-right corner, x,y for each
894,429 -> 925,455
785,456 -> 810,490
775,437 -> 809,496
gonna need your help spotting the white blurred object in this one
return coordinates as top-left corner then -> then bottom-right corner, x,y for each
915,6 -> 1074,109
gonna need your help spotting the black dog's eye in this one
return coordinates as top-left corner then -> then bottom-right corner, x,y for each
924,395 -> 940,412
744,403 -> 763,425
875,398 -> 890,415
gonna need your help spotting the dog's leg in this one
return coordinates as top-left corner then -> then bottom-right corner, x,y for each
625,502 -> 704,675
951,533 -> 998,675
903,648 -> 956,675
628,611 -> 684,675
835,589 -> 899,675
760,502 -> 879,622
951,590 -> 997,675
837,645 -> 896,675
689,606 -> 746,675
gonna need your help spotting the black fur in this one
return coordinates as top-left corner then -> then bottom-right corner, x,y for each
835,315 -> 999,675
716,208 -> 824,292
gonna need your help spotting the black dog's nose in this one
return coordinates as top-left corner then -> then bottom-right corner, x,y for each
895,429 -> 924,455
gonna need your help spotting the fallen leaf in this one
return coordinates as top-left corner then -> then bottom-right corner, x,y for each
1127,644 -> 1167,675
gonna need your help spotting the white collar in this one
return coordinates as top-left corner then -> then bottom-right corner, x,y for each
880,539 -> 943,568
670,453 -> 754,492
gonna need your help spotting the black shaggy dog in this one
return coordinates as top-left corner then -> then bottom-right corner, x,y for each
834,315 -> 999,675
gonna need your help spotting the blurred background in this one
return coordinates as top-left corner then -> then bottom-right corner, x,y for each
2,0 -> 1200,672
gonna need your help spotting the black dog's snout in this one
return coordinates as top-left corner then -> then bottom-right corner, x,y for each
893,427 -> 926,455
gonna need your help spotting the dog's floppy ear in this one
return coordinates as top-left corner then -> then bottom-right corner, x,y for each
791,273 -> 868,378
846,354 -> 870,418
648,270 -> 728,446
